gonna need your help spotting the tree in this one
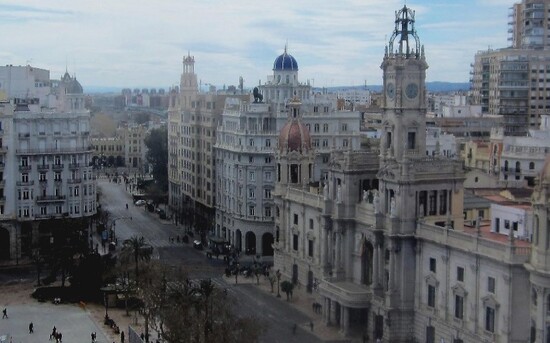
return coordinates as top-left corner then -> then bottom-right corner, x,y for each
144,127 -> 168,191
142,264 -> 266,343
267,275 -> 276,293
280,281 -> 294,301
120,236 -> 153,285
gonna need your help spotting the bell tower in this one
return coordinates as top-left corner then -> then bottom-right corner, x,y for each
380,6 -> 428,163
180,52 -> 198,110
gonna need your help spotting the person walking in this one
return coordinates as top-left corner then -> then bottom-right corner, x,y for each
2,308 -> 7,319
29,322 -> 34,334
309,321 -> 314,331
91,332 -> 96,342
50,326 -> 57,340
120,330 -> 125,343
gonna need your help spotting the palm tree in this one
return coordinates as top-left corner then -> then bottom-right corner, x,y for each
121,235 -> 153,285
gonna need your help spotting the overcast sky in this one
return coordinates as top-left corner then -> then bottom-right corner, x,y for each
1,0 -> 516,90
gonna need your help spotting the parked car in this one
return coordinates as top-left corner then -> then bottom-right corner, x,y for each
193,240 -> 203,250
135,200 -> 146,206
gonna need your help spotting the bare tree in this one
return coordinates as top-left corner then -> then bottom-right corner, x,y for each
141,264 -> 266,343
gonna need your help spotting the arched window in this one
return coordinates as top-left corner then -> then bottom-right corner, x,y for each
504,160 -> 509,171
515,161 -> 521,172
529,162 -> 535,170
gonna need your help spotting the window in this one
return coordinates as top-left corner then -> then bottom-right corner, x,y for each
322,139 -> 328,147
39,172 -> 46,181
485,307 -> 495,332
265,157 -> 272,163
248,188 -> 255,198
314,124 -> 320,133
21,173 -> 29,182
457,266 -> 464,282
407,132 -> 416,149
264,189 -> 271,199
309,218 -> 314,230
343,139 -> 349,147
293,214 -> 298,225
249,156 -> 253,163
293,234 -> 298,250
248,205 -> 255,216
308,240 -> 314,257
455,295 -> 464,319
488,277 -> 495,293
264,207 -> 271,217
323,124 -> 329,132
341,123 -> 348,132
21,156 -> 28,166
265,171 -> 272,181
249,171 -> 255,181
266,139 -> 271,147
429,258 -> 436,273
428,285 -> 436,307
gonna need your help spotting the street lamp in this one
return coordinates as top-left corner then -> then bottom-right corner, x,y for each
276,269 -> 282,298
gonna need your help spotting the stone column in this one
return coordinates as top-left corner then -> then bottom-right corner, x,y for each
373,244 -> 380,288
329,299 -> 336,325
342,306 -> 350,336
335,231 -> 341,272
323,297 -> 330,325
320,223 -> 327,268
388,241 -> 395,291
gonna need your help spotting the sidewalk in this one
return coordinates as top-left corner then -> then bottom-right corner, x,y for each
222,273 -> 349,342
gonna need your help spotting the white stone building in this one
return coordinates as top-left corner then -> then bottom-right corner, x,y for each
213,49 -> 362,256
0,67 -> 96,263
274,6 -> 549,342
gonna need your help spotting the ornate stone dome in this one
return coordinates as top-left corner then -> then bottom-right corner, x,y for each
273,49 -> 299,71
61,71 -> 83,94
278,120 -> 311,153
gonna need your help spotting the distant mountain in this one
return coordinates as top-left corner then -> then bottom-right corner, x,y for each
86,81 -> 471,95
321,82 -> 471,93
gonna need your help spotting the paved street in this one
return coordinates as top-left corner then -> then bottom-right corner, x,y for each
98,179 -> 349,343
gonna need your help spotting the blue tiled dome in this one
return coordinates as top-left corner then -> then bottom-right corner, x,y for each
273,51 -> 298,71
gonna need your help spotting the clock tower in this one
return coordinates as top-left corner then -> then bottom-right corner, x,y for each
372,7 -> 465,341
380,6 -> 428,163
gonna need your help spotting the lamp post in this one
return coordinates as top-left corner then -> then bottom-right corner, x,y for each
276,269 -> 281,298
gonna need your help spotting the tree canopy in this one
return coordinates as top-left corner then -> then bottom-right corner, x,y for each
141,264 -> 266,343
144,126 -> 168,191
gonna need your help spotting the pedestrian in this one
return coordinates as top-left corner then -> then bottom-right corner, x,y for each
50,326 -> 57,340
58,331 -> 63,343
91,331 -> 96,342
120,330 -> 125,343
309,321 -> 314,331
2,308 -> 7,319
292,323 -> 297,335
28,322 -> 34,333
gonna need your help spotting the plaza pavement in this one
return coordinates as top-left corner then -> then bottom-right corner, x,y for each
0,302 -> 110,343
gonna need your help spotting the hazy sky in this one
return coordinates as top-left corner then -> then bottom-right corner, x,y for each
1,0 -> 516,89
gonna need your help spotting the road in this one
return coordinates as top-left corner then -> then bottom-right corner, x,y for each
98,179 -> 341,343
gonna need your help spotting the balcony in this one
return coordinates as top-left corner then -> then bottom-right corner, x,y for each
37,164 -> 50,171
68,163 -> 80,170
19,165 -> 31,172
52,164 -> 64,171
39,179 -> 47,184
68,178 -> 82,184
18,133 -> 30,139
16,180 -> 34,186
36,195 -> 66,203
15,146 -> 94,155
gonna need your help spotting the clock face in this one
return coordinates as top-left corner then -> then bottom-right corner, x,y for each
405,83 -> 419,99
386,83 -> 395,99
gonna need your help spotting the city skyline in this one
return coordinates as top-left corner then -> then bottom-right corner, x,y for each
2,0 -> 515,89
